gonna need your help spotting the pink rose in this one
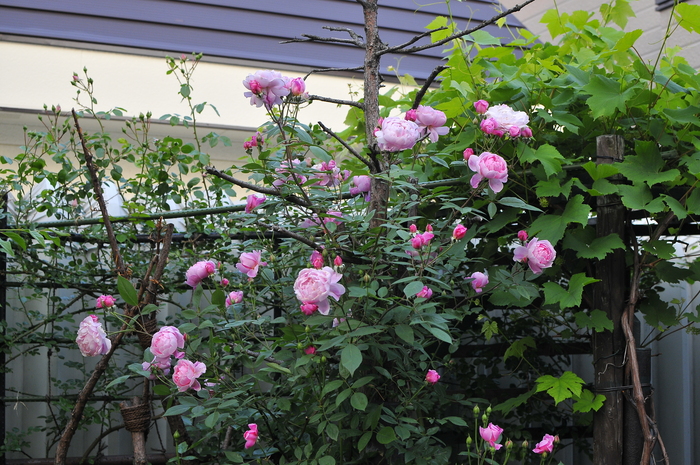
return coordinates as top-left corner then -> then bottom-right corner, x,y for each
236,251 -> 267,278
452,224 -> 467,240
243,131 -> 263,150
333,256 -> 343,267
305,346 -> 317,355
425,369 -> 440,384
375,116 -> 421,152
410,231 -> 435,250
520,126 -> 533,138
474,99 -> 489,114
300,303 -> 318,315
484,104 -> 530,138
220,278 -> 230,287
150,326 -> 185,359
226,291 -> 244,306
533,434 -> 556,454
463,148 -> 474,160
480,118 -> 501,136
310,250 -> 324,269
185,260 -> 217,288
172,359 -> 206,392
518,230 -> 528,242
413,105 -> 449,142
245,194 -> 266,213
96,295 -> 116,309
273,158 -> 307,188
409,224 -> 418,234
468,152 -> 508,193
294,267 -> 345,315
243,70 -> 290,108
288,77 -> 306,96
513,237 -> 556,274
416,286 -> 433,299
479,423 -> 504,450
468,272 -> 489,293
349,175 -> 371,201
312,160 -> 347,188
243,423 -> 258,449
76,315 -> 111,357
404,109 -> 417,121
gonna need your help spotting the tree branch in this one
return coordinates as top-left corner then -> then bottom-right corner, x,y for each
412,65 -> 448,109
281,34 -> 362,47
382,27 -> 448,56
305,66 -> 364,77
205,167 -> 311,208
259,222 -> 320,250
317,121 -> 372,169
307,94 -> 364,109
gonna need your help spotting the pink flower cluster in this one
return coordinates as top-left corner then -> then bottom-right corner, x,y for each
477,101 -> 532,138
294,266 -> 346,315
226,291 -> 244,306
405,105 -> 450,142
143,326 -> 207,392
243,131 -> 263,150
467,151 -> 509,193
513,237 -> 556,274
273,159 -> 308,188
242,70 -> 307,109
96,295 -> 116,309
299,210 -> 343,229
310,249 -> 324,269
374,106 -> 449,152
237,251 -> 267,278
76,315 -> 112,357
312,160 -> 349,188
185,260 -> 217,288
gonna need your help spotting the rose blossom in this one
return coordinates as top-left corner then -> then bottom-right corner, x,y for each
479,423 -> 504,450
185,260 -> 217,288
310,250 -> 324,269
425,369 -> 440,384
468,152 -> 508,193
226,291 -> 244,306
150,326 -> 185,359
220,278 -> 230,287
483,104 -> 530,138
513,237 -> 556,274
243,423 -> 259,449
413,105 -> 449,142
243,131 -> 263,150
463,148 -> 474,160
96,295 -> 116,309
245,194 -> 266,214
243,70 -> 290,108
375,116 -> 421,152
172,359 -> 206,392
518,230 -> 528,242
236,251 -> 267,278
533,434 -> 556,454
416,286 -> 433,299
409,224 -> 418,234
410,231 -> 435,250
76,315 -> 111,357
294,267 -> 346,315
312,160 -> 348,188
474,99 -> 489,114
300,303 -> 318,315
305,346 -> 317,355
333,256 -> 343,267
288,77 -> 306,97
299,210 -> 344,229
468,272 -> 489,293
273,158 -> 307,188
349,175 -> 371,201
452,224 -> 467,240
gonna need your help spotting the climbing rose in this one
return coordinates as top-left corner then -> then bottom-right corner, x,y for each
452,224 -> 467,240
413,105 -> 449,142
244,423 -> 259,449
243,131 -> 263,150
310,250 -> 324,269
333,255 -> 343,267
96,295 -> 116,308
288,77 -> 306,96
416,286 -> 433,299
468,152 -> 508,193
245,194 -> 266,214
76,315 -> 111,357
479,423 -> 504,450
225,291 -> 244,306
349,175 -> 371,201
305,346 -> 317,355
243,70 -> 290,108
463,148 -> 474,160
300,303 -> 318,315
173,359 -> 206,392
518,230 -> 528,242
513,238 -> 556,274
185,260 -> 217,288
150,326 -> 185,359
220,278 -> 229,287
468,272 -> 489,293
483,104 -> 530,138
375,116 -> 421,152
533,434 -> 556,454
294,267 -> 345,315
236,251 -> 267,278
474,99 -> 489,114
425,369 -> 440,384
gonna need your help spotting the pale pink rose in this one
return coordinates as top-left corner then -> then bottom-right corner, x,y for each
245,194 -> 266,214
294,267 -> 346,315
375,116 -> 421,152
452,224 -> 467,240
305,346 -> 317,355
311,160 -> 348,188
349,175 -> 371,201
416,286 -> 433,299
468,272 -> 489,293
150,326 -> 185,359
479,423 -> 504,450
288,77 -> 306,96
484,104 -> 530,138
76,315 -> 112,357
310,250 -> 324,269
226,291 -> 244,306
413,105 -> 449,142
533,434 -> 556,454
518,230 -> 528,242
480,118 -> 502,136
243,423 -> 259,449
513,238 -> 556,274
243,70 -> 290,108
468,152 -> 508,193
96,295 -> 116,308
172,359 -> 206,392
463,148 -> 474,160
273,158 -> 308,188
474,99 -> 489,114
300,210 -> 344,229
185,260 -> 217,288
236,251 -> 267,278
425,369 -> 440,384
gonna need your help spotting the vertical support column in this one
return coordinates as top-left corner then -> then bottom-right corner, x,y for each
593,135 -> 626,465
0,193 -> 7,465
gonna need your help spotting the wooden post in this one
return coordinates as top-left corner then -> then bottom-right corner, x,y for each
593,135 -> 626,465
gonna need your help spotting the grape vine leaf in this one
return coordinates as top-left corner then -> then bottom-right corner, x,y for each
536,371 -> 585,405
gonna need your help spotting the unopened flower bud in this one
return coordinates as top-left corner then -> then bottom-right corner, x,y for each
321,355 -> 327,363
334,256 -> 343,267
473,405 -> 480,416
305,325 -> 311,333
522,440 -> 529,449
466,435 -> 472,446
481,414 -> 488,425
363,274 -> 371,283
506,440 -> 513,450
297,342 -> 303,350
486,406 -> 492,415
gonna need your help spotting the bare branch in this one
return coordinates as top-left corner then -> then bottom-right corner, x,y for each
281,33 -> 362,47
325,26 -> 365,45
382,27 -> 448,55
308,94 -> 364,109
412,65 -> 448,109
259,222 -> 320,250
305,66 -> 363,78
205,167 -> 311,208
317,121 -> 373,169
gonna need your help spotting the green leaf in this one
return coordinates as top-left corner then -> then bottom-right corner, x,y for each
536,371 -> 585,405
2,232 -> 26,250
519,144 -> 566,177
204,412 -> 220,428
503,336 -> 536,361
573,389 -> 606,413
325,423 -> 339,441
564,231 -> 625,260
322,380 -> 344,396
468,30 -> 502,45
574,309 -> 614,332
265,362 -> 292,375
395,324 -> 414,344
117,276 -> 138,306
642,239 -> 676,259
616,141 -> 679,187
443,416 -> 468,426
376,426 -> 397,445
358,432 -> 372,452
224,451 -> 244,463
498,196 -> 542,212
152,384 -> 171,396
0,239 -> 15,258
427,326 -> 452,344
639,292 -> 677,328
351,392 -> 368,411
105,374 -> 131,389
164,404 -> 191,416
674,3 -> 700,34
582,74 -> 636,118
543,273 -> 599,310
494,389 -> 535,414
341,344 -> 362,377
529,195 -> 591,244
403,281 -> 425,297
318,457 -> 336,465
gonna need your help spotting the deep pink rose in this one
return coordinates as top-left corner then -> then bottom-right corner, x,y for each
294,267 -> 345,315
513,237 -> 556,274
310,250 -> 324,269
244,423 -> 258,449
533,434 -> 556,454
468,272 -> 489,293
350,175 -> 371,201
300,303 -> 318,315
518,230 -> 528,242
375,116 -> 421,152
185,260 -> 217,288
468,152 -> 508,193
480,118 -> 501,136
236,251 -> 267,278
96,295 -> 116,309
220,278 -> 230,287
312,160 -> 347,188
172,359 -> 206,392
150,326 -> 185,359
411,231 -> 435,250
243,131 -> 263,150
404,109 -> 417,121
452,224 -> 467,240
474,99 -> 489,114
479,423 -> 504,450
409,224 -> 418,233
305,346 -> 317,355
520,126 -> 533,138
463,148 -> 474,160
76,315 -> 111,357
425,369 -> 440,384
245,194 -> 266,214
226,291 -> 244,306
288,77 -> 306,96
333,255 -> 343,267
243,70 -> 290,108
413,105 -> 449,142
416,286 -> 433,299
484,104 -> 530,138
